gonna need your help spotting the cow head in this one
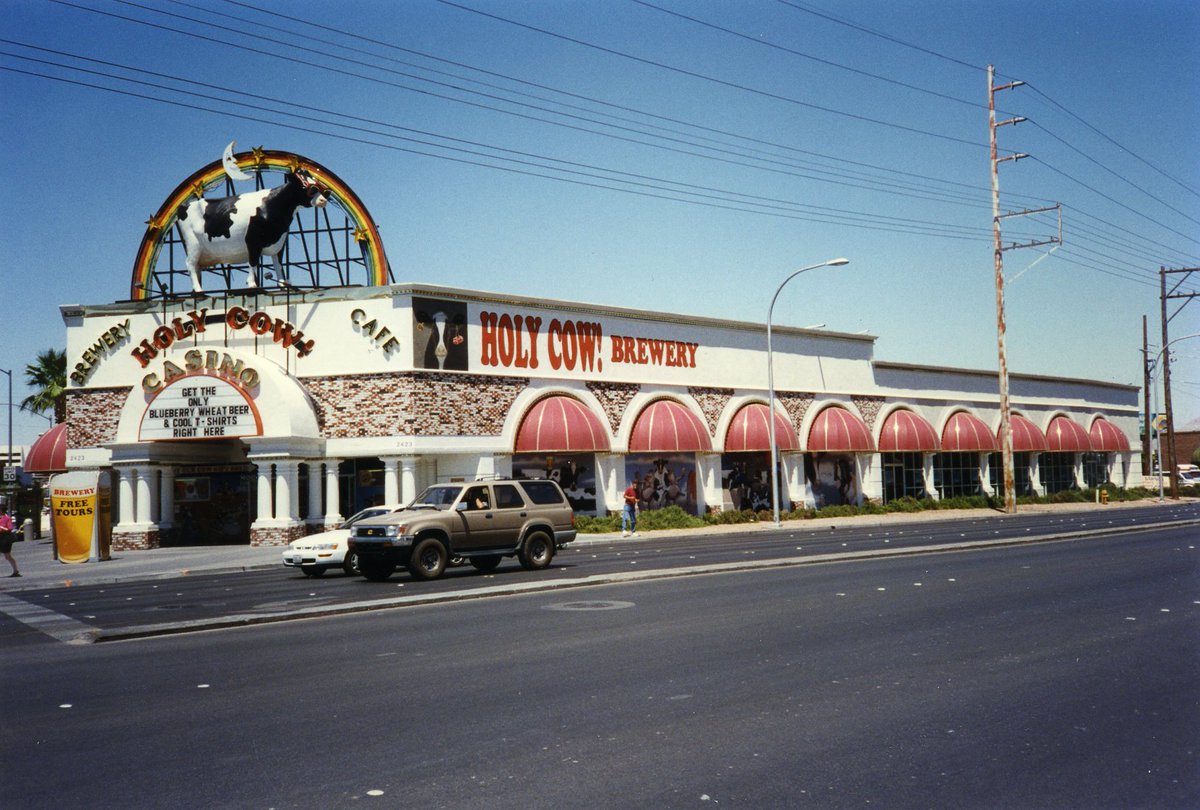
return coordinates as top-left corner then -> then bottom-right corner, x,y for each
292,169 -> 330,209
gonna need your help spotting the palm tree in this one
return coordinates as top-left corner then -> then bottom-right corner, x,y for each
21,348 -> 67,424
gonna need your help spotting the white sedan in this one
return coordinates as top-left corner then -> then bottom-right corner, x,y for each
282,505 -> 406,577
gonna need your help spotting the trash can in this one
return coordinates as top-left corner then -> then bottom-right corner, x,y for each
22,518 -> 34,542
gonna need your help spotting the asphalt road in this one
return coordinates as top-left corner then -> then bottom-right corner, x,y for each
2,521 -> 1197,809
2,502 -> 1197,645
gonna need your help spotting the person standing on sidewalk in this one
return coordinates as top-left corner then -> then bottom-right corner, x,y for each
0,506 -> 19,577
621,481 -> 639,538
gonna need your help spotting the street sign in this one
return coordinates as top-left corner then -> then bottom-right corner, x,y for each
2,466 -> 15,483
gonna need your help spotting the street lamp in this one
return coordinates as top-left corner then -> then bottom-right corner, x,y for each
768,258 -> 850,527
1148,332 -> 1200,501
1,367 -> 11,473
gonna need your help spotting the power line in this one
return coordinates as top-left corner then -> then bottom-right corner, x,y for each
434,0 -> 995,151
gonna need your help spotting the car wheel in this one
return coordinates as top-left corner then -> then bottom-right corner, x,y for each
343,549 -> 361,576
518,531 -> 554,570
359,557 -> 396,582
469,555 -> 502,573
300,565 -> 326,577
407,537 -> 448,580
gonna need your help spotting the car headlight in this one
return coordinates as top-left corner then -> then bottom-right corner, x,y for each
314,542 -> 339,550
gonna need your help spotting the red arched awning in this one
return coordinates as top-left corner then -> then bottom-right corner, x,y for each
807,407 -> 875,452
878,409 -> 938,452
941,411 -> 996,452
1008,414 -> 1048,452
724,403 -> 798,452
1089,418 -> 1130,452
1046,416 -> 1091,452
24,422 -> 69,473
514,396 -> 610,453
629,399 -> 712,452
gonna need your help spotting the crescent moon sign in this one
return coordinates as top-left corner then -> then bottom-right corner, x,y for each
222,140 -> 253,182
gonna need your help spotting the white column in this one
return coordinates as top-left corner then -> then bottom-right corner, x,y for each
159,467 -> 175,529
1029,453 -> 1042,495
116,466 -> 136,527
276,460 -> 301,522
135,465 -> 154,525
307,462 -> 323,523
595,452 -> 625,514
853,455 -> 869,506
255,461 -> 274,522
979,453 -> 994,496
780,452 -> 806,513
399,456 -> 418,505
324,459 -> 343,523
381,456 -> 401,505
148,468 -> 160,524
922,453 -> 938,500
1072,452 -> 1086,490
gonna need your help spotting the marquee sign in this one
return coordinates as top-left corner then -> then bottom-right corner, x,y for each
139,374 -> 263,441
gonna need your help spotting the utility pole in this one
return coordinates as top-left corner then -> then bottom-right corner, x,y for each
989,66 -> 1061,513
1159,265 -> 1199,499
1142,315 -> 1152,476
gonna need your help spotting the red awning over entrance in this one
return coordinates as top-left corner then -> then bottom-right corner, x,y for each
878,409 -> 938,452
1089,418 -> 1130,452
940,411 -> 996,452
807,407 -> 875,452
514,396 -> 610,453
1008,414 -> 1048,452
23,422 -> 69,473
629,399 -> 712,452
724,403 -> 798,452
1046,416 -> 1091,452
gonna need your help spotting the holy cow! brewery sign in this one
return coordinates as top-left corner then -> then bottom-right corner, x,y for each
140,373 -> 263,441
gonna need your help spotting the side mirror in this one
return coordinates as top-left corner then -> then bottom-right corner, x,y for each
455,501 -> 468,512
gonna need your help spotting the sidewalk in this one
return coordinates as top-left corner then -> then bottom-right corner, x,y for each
0,497 -> 1190,593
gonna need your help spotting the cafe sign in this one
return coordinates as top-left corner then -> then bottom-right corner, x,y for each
139,373 -> 263,441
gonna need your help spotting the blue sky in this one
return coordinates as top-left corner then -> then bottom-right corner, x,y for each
2,0 -> 1198,447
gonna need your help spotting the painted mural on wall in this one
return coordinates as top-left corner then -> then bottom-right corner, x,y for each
806,453 -> 859,508
513,454 -> 597,512
626,453 -> 698,512
413,298 -> 469,370
721,455 -> 778,512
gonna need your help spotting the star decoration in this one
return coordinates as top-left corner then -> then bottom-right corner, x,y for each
354,226 -> 369,243
251,146 -> 266,167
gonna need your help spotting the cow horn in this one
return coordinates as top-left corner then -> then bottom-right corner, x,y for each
222,140 -> 252,182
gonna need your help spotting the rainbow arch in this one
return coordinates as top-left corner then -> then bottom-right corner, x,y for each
131,149 -> 390,300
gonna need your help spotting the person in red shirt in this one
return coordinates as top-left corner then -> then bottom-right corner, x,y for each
621,481 -> 639,538
0,506 -> 18,577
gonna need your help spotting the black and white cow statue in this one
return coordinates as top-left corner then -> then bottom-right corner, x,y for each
176,169 -> 329,292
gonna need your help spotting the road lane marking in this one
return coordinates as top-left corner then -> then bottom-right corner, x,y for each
0,593 -> 100,644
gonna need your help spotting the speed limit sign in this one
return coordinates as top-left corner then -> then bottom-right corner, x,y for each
2,467 -> 16,482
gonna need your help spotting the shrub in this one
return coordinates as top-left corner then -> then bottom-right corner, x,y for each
632,505 -> 707,531
704,509 -> 761,525
575,514 -> 620,534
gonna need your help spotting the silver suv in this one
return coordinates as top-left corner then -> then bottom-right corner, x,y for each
348,478 -> 577,582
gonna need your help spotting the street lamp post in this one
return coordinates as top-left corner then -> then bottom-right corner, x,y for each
1148,332 -> 1200,501
768,258 -> 850,527
1,367 -> 11,469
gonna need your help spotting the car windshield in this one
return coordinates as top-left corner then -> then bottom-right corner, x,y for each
341,507 -> 392,528
410,485 -> 464,509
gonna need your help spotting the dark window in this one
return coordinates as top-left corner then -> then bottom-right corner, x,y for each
494,484 -> 525,509
881,452 -> 927,503
1082,453 -> 1107,488
1041,453 -> 1077,493
464,485 -> 491,510
988,452 -> 1033,497
933,452 -> 982,498
520,480 -> 566,505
